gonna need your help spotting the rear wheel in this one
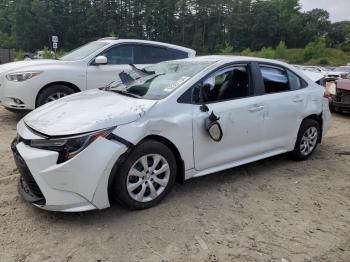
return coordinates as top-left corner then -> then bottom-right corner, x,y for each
111,140 -> 177,210
36,85 -> 75,107
292,119 -> 320,160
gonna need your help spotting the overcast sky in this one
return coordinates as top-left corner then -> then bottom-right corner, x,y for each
299,0 -> 350,22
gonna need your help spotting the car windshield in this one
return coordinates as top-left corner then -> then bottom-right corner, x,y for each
107,60 -> 214,100
60,41 -> 108,61
333,66 -> 350,72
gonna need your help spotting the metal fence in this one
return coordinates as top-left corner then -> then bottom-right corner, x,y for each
0,48 -> 15,64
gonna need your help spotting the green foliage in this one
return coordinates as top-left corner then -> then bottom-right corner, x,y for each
241,48 -> 254,57
0,0 -> 348,66
304,38 -> 327,61
275,41 -> 287,59
56,49 -> 66,58
0,0 -> 343,55
257,47 -> 275,59
43,47 -> 53,59
240,45 -> 350,66
219,43 -> 234,55
327,21 -> 350,51
285,49 -> 305,64
319,58 -> 329,65
15,49 -> 24,61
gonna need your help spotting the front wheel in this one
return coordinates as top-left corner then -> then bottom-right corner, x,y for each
111,140 -> 177,210
292,119 -> 321,160
36,85 -> 75,107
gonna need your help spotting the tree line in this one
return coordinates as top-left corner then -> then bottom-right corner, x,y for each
0,0 -> 349,55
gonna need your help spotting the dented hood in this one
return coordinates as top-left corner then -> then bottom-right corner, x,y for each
24,89 -> 157,136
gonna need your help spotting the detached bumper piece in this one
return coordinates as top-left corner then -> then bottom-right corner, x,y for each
11,139 -> 46,205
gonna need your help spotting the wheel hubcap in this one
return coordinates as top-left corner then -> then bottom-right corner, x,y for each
126,154 -> 170,203
300,126 -> 318,156
46,92 -> 67,103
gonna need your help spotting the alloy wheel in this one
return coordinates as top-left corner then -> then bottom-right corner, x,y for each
45,92 -> 67,103
300,126 -> 318,156
126,154 -> 170,203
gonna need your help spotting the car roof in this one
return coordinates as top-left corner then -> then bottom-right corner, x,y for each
97,38 -> 196,56
182,55 -> 294,67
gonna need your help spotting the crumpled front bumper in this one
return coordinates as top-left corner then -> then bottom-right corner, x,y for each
11,135 -> 128,212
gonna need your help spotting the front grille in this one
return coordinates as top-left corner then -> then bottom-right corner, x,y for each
11,139 -> 45,204
335,89 -> 350,103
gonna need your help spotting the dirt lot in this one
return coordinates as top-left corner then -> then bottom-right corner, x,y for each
0,107 -> 349,262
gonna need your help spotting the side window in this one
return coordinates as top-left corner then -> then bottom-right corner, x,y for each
260,66 -> 290,94
134,45 -> 168,64
168,48 -> 188,60
101,45 -> 133,65
287,70 -> 302,91
201,66 -> 250,103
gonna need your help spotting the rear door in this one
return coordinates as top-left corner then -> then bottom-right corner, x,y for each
133,45 -> 190,67
258,64 -> 306,151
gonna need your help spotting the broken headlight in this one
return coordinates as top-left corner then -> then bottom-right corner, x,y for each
30,128 -> 114,163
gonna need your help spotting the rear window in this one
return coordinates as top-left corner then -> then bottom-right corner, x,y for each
168,49 -> 188,60
260,66 -> 289,93
287,70 -> 303,91
134,46 -> 169,64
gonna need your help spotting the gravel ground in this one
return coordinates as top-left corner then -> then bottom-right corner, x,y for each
0,107 -> 349,262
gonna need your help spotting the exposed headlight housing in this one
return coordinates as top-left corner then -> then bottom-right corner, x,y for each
6,71 -> 42,82
29,128 -> 114,163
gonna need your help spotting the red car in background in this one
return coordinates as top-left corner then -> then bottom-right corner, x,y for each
330,75 -> 350,113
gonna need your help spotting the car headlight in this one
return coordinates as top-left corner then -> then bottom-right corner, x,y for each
6,71 -> 42,82
30,128 -> 114,163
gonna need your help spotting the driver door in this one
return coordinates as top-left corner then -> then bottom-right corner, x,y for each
192,65 -> 266,171
86,44 -> 134,90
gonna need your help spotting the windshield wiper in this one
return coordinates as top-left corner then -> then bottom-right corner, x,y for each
129,64 -> 155,76
110,89 -> 141,99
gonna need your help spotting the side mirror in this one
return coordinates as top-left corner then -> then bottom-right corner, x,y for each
205,112 -> 223,142
95,56 -> 108,65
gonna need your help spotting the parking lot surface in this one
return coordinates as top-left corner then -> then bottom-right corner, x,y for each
0,107 -> 349,262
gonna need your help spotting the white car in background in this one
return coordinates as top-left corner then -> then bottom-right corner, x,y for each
0,38 -> 195,112
12,56 -> 331,212
293,65 -> 326,87
326,66 -> 350,81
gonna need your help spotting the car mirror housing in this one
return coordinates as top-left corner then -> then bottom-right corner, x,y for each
205,111 -> 223,142
95,56 -> 108,65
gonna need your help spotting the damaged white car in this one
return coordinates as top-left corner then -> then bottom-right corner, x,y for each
12,56 -> 331,212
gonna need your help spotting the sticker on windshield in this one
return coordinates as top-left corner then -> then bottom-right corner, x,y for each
164,76 -> 191,92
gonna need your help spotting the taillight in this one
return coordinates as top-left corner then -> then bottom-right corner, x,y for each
324,91 -> 332,99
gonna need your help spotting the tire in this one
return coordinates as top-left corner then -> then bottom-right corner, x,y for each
291,119 -> 321,161
36,85 -> 75,107
111,139 -> 177,210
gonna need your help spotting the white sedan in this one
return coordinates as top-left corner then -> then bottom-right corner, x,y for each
0,38 -> 195,112
12,56 -> 331,212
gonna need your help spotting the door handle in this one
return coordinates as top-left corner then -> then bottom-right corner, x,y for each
293,97 -> 304,103
249,105 -> 264,112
